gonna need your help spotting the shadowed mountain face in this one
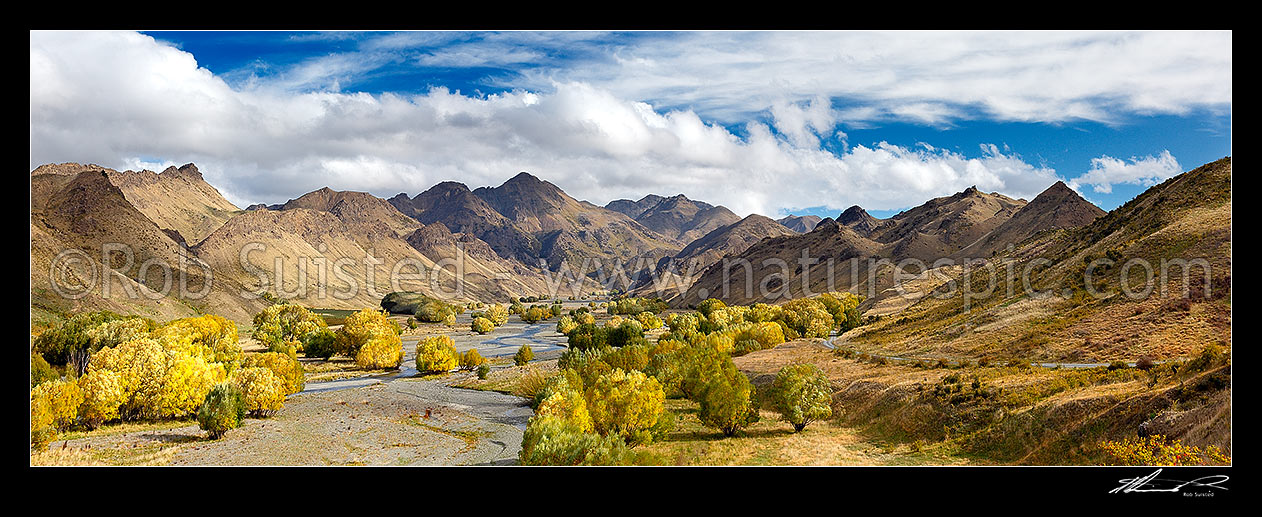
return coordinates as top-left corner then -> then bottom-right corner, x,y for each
777,214 -> 823,233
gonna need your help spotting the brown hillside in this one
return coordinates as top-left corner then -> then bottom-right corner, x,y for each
31,170 -> 262,322
953,181 -> 1105,259
33,162 -> 240,245
280,186 -> 420,238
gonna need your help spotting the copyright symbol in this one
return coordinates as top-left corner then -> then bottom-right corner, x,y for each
49,248 -> 97,299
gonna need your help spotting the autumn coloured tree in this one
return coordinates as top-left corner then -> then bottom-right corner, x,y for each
769,363 -> 833,432
416,335 -> 459,374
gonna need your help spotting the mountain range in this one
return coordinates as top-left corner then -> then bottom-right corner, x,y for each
32,158 -> 1167,323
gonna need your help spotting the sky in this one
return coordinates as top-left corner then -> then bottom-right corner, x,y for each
29,30 -> 1231,219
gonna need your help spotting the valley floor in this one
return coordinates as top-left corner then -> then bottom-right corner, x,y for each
31,309 -> 1229,467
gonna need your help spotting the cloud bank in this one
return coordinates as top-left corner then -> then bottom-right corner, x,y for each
30,31 -> 1227,217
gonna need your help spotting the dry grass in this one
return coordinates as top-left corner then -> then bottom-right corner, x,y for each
454,359 -> 559,396
640,399 -> 969,466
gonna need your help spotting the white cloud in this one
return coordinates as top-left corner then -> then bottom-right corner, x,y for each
31,31 -> 1091,219
1069,150 -> 1183,194
507,30 -> 1232,126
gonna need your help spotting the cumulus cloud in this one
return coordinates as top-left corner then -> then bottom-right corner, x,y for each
1069,151 -> 1183,194
32,31 -> 1132,218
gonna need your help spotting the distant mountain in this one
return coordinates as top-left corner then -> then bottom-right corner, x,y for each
777,214 -> 822,233
835,206 -> 880,235
632,214 -> 797,299
467,172 -> 683,273
606,194 -> 665,218
389,181 -> 541,263
681,186 -> 1036,305
633,194 -> 741,242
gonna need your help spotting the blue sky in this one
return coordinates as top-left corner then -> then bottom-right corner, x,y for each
32,31 -> 1231,219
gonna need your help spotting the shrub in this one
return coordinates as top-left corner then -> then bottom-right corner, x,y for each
356,334 -> 404,370
665,313 -> 699,334
334,309 -> 397,358
514,345 -> 534,366
83,336 -> 226,421
608,297 -> 668,316
780,298 -> 834,338
154,314 -> 243,368
635,311 -> 663,330
477,364 -> 490,379
575,312 -> 595,325
231,367 -> 286,417
816,292 -> 863,330
556,315 -> 578,335
243,352 -> 306,394
414,299 -> 459,323
77,369 -> 126,429
31,393 -> 56,451
521,307 -> 547,323
302,328 -> 337,359
1136,356 -> 1156,371
1099,434 -> 1231,466
486,304 -> 510,326
519,415 -> 637,466
696,298 -> 727,318
602,344 -> 651,373
726,322 -> 786,355
567,323 -> 609,351
198,383 -> 246,439
535,375 -> 593,433
31,378 -> 83,431
31,353 -> 56,388
694,357 -> 759,436
416,335 -> 459,374
459,349 -> 487,370
33,310 -> 126,372
584,369 -> 667,445
86,317 -> 154,353
770,363 -> 833,432
607,320 -> 647,348
251,303 -> 328,352
1188,344 -> 1226,372
471,317 -> 495,334
406,317 -> 418,329
748,303 -> 784,323
1107,360 -> 1130,371
154,354 -> 227,419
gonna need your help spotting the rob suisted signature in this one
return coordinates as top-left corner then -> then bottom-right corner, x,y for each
1111,468 -> 1229,494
